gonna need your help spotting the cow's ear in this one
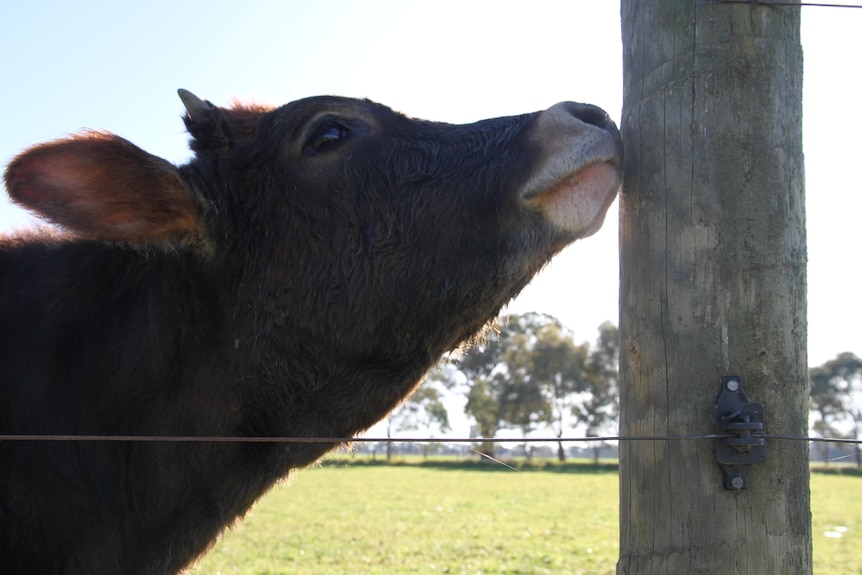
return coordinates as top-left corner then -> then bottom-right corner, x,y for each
4,131 -> 204,245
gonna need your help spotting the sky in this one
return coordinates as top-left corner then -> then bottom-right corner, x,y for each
0,1 -> 859,375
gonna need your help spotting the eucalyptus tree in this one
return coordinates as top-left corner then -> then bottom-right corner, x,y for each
810,352 -> 862,466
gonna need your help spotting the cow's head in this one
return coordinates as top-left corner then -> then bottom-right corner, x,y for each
175,91 -> 621,356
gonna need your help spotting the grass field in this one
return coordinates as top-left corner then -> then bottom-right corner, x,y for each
811,467 -> 861,575
188,458 -> 859,575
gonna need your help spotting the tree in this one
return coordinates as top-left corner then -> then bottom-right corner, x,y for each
464,374 -> 505,458
524,321 -> 589,462
458,313 -> 620,462
459,313 -> 557,458
458,321 -> 515,458
580,321 -> 620,464
442,314 -> 620,462
810,361 -> 847,465
498,337 -> 551,460
386,379 -> 450,461
810,352 -> 862,467
619,2 -> 810,573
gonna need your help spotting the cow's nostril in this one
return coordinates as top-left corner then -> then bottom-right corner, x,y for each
567,102 -> 615,132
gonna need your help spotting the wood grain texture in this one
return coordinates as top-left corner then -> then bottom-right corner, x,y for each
618,2 -> 810,573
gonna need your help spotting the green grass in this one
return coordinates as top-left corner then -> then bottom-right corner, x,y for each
811,467 -> 862,575
188,458 -> 860,575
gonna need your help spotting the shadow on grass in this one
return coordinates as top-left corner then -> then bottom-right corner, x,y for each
810,464 -> 862,478
322,456 -> 862,477
321,455 -> 619,474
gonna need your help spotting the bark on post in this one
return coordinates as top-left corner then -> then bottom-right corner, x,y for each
618,2 -> 811,573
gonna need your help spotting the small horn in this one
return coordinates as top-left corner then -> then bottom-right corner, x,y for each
177,89 -> 213,120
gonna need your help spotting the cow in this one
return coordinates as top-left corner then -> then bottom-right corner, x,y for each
0,90 -> 622,575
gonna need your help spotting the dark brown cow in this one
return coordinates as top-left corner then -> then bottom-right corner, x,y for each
0,90 -> 622,575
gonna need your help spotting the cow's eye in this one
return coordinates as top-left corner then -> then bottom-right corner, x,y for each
307,122 -> 350,151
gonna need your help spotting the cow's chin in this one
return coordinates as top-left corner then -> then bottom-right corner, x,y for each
526,162 -> 621,238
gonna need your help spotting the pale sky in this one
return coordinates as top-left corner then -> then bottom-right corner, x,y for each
1,0 -> 859,370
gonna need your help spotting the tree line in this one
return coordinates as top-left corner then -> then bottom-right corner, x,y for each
388,312 -> 861,466
387,312 -> 619,461
809,351 -> 862,466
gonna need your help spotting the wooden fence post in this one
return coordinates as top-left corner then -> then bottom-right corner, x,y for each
617,2 -> 811,573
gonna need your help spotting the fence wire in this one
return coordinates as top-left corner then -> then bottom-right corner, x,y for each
1,433 -> 859,445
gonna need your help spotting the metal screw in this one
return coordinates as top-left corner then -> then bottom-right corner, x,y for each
730,476 -> 745,489
726,379 -> 740,392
